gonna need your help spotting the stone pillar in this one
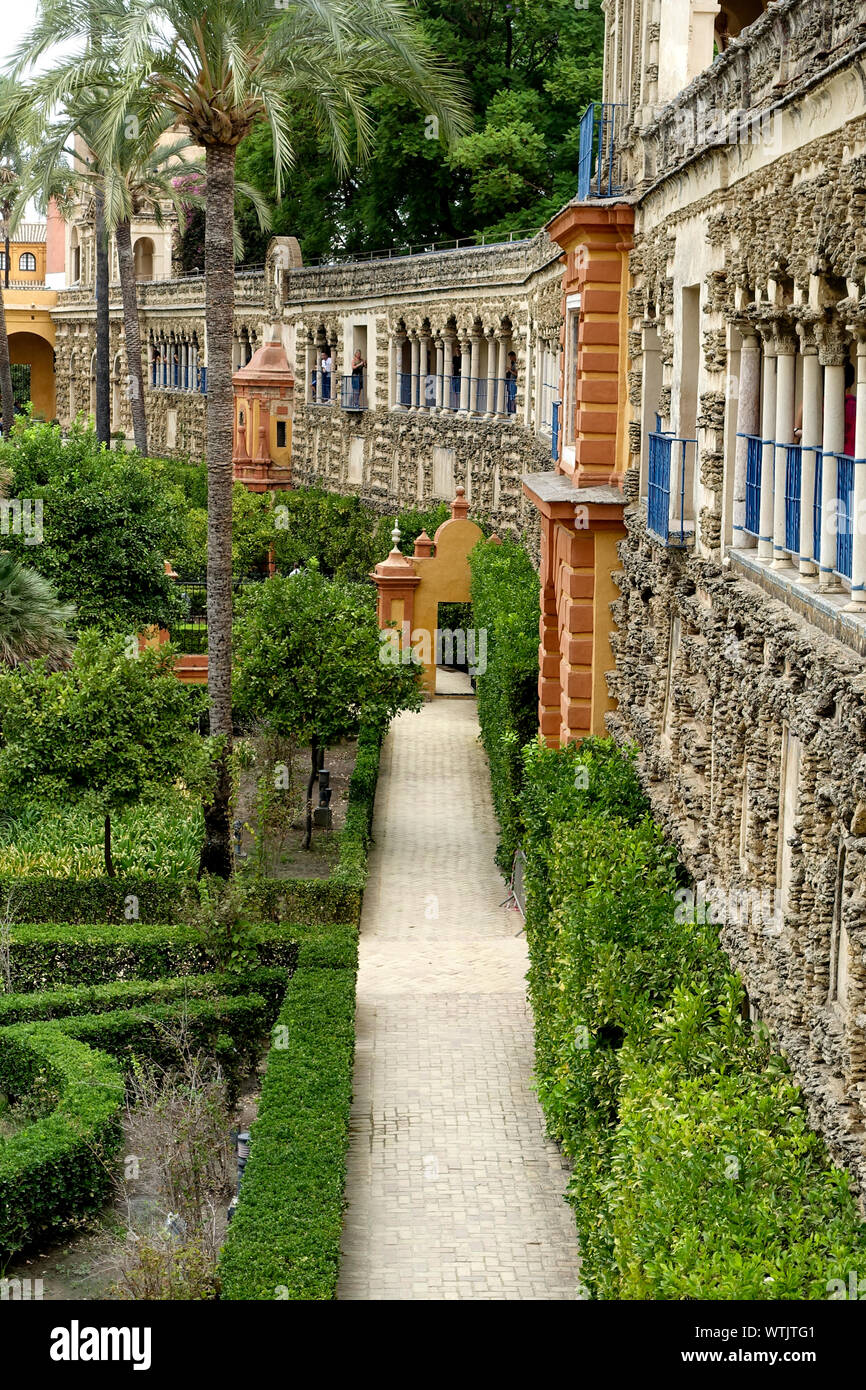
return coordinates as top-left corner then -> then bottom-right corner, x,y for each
459,337 -> 471,412
434,338 -> 444,411
733,327 -> 760,547
797,323 -> 821,578
304,338 -> 315,403
818,330 -> 848,590
772,331 -> 797,567
495,334 -> 507,416
845,331 -> 866,610
416,333 -> 427,410
410,332 -> 420,411
485,331 -> 496,420
758,333 -> 777,561
469,332 -> 481,414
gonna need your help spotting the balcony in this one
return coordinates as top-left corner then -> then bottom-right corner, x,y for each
339,375 -> 368,411
647,431 -> 696,546
577,103 -> 628,201
739,435 -> 858,581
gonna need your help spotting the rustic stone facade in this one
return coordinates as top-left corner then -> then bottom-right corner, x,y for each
50,232 -> 564,542
583,0 -> 866,1195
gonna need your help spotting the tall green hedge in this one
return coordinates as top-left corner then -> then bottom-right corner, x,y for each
219,967 -> 357,1300
0,1025 -> 125,1256
522,736 -> 866,1299
469,537 -> 540,869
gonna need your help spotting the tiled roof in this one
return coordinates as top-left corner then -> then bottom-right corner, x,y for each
0,222 -> 46,243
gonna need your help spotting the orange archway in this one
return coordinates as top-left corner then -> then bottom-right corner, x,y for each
8,330 -> 56,420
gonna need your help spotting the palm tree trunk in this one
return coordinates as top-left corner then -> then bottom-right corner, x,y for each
0,289 -> 13,437
94,186 -> 111,446
115,218 -> 148,454
303,733 -> 320,851
197,140 -> 236,879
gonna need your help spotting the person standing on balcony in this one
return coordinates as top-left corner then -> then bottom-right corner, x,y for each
321,347 -> 333,402
351,348 -> 366,408
506,351 -> 518,414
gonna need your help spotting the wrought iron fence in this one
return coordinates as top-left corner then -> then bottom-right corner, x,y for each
578,103 -> 628,201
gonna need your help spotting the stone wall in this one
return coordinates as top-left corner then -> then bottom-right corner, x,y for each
608,510 -> 866,1195
50,235 -> 562,540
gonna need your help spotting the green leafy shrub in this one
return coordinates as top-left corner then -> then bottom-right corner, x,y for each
219,966 -> 356,1300
522,736 -> 866,1299
469,536 -> 540,868
1,920 -> 302,991
0,966 -> 289,1025
0,1024 -> 124,1256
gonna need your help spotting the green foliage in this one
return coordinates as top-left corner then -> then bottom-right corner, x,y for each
0,553 -> 74,670
235,0 -> 605,259
0,795 -> 203,879
173,484 -> 274,577
469,536 -> 540,868
0,417 -> 187,631
219,966 -> 356,1300
0,967 -> 290,1026
1,920 -> 301,993
0,630 -> 207,848
233,569 -> 423,749
522,737 -> 866,1299
0,1024 -> 125,1256
271,488 -> 380,580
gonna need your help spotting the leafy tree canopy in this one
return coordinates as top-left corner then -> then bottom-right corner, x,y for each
233,0 -> 604,261
0,417 -> 188,632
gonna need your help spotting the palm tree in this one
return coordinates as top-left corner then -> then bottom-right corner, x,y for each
0,555 -> 75,668
14,0 -> 470,875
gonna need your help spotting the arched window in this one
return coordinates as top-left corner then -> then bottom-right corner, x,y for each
19,252 -> 37,272
133,237 -> 155,281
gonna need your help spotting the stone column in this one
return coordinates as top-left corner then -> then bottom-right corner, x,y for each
459,337 -> 471,412
469,332 -> 481,414
419,333 -> 430,410
495,334 -> 507,416
845,330 -> 866,610
410,332 -> 420,411
818,328 -> 848,590
485,331 -> 496,420
757,330 -> 777,561
797,320 -> 821,578
392,334 -> 405,410
434,338 -> 444,411
733,326 -> 760,547
304,338 -> 315,404
772,329 -> 797,567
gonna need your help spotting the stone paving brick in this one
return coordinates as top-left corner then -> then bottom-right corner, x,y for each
337,699 -> 582,1301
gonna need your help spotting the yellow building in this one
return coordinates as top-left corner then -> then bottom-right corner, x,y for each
2,223 -> 57,420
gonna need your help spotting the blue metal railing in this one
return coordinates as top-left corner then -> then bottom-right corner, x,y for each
739,433 -> 763,537
813,449 -> 823,566
310,370 -> 335,404
551,401 -> 560,460
784,444 -> 802,556
339,374 -> 367,410
836,453 -> 855,579
647,431 -> 695,546
578,103 -> 627,201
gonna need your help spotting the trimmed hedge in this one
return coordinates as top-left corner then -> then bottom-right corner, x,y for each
0,1024 -> 125,1256
1,919 -> 356,992
0,966 -> 290,1025
469,536 -> 540,870
219,966 -> 356,1300
522,737 -> 866,1300
0,875 -> 361,927
55,994 -> 273,1086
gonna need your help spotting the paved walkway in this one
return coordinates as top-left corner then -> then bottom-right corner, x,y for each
337,699 -> 582,1300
